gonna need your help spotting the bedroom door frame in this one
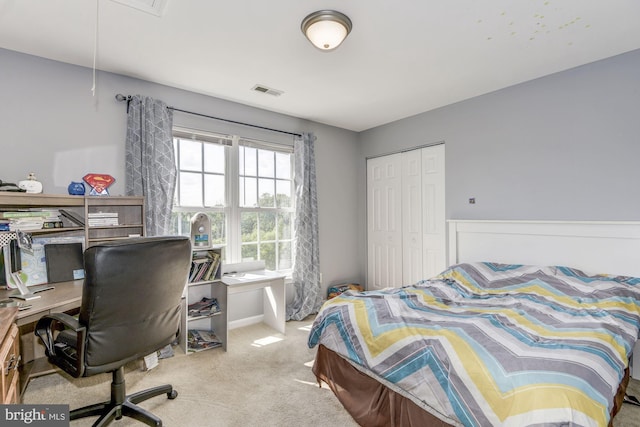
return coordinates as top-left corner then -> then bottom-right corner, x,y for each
366,143 -> 446,289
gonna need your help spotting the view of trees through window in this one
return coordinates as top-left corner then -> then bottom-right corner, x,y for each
171,132 -> 294,272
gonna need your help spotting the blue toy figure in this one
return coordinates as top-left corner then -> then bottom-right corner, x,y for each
68,181 -> 85,195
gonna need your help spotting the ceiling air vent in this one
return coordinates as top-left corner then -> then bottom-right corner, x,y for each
251,84 -> 284,97
109,0 -> 168,16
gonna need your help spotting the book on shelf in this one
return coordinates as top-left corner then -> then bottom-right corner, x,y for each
187,329 -> 222,351
188,250 -> 221,282
188,297 -> 221,318
9,218 -> 45,231
42,220 -> 64,229
0,210 -> 59,219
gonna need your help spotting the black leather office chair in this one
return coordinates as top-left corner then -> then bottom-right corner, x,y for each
35,236 -> 192,427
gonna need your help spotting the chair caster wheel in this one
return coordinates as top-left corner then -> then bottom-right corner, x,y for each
168,390 -> 178,399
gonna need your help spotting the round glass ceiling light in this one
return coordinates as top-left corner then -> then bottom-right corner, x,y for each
301,10 -> 352,51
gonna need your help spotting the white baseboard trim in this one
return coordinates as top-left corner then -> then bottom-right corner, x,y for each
228,314 -> 264,330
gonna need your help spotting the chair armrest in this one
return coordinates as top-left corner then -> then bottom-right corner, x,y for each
35,313 -> 85,358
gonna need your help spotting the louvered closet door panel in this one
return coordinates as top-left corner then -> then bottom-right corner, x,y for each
422,144 -> 446,278
367,153 -> 403,289
402,149 -> 423,286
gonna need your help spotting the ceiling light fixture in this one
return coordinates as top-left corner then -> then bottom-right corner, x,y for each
301,10 -> 352,51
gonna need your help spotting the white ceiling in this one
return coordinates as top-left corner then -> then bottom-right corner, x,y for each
1,0 -> 639,132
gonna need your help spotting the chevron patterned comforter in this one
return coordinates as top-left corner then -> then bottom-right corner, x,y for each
308,262 -> 640,426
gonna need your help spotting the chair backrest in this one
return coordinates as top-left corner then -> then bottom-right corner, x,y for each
79,236 -> 191,374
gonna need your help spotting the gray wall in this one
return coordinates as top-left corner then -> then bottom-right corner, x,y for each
358,48 -> 640,274
4,45 -> 639,310
0,48 -> 362,321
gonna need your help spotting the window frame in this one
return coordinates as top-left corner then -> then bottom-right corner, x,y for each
171,128 -> 295,275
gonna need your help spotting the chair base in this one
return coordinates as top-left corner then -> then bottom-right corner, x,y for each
71,366 -> 177,427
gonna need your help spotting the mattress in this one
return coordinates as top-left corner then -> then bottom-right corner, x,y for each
308,262 -> 640,426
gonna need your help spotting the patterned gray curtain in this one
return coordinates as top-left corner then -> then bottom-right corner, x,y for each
287,132 -> 322,321
125,95 -> 176,236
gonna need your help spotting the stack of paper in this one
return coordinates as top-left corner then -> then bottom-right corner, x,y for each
87,212 -> 119,226
1,210 -> 60,231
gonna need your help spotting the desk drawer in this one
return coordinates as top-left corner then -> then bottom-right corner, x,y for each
1,323 -> 20,403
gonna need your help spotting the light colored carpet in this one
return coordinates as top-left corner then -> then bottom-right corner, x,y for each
22,318 -> 640,426
23,318 -> 358,427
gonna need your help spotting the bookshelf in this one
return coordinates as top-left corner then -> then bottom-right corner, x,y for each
182,246 -> 227,353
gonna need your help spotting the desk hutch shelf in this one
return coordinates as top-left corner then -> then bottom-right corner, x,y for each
0,192 -> 145,248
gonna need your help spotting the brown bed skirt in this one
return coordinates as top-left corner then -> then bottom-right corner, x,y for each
313,344 -> 454,427
313,344 -> 630,427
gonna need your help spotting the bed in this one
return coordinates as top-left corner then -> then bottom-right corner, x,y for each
308,220 -> 640,426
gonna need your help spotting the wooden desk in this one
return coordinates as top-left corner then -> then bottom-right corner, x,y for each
0,307 -> 19,403
0,280 -> 83,396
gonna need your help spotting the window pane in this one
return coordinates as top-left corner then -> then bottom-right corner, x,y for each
258,212 -> 276,241
278,242 -> 292,270
179,172 -> 202,206
204,174 -> 225,207
278,212 -> 292,239
243,146 -> 257,176
258,149 -> 275,178
241,212 -> 257,243
260,242 -> 276,270
258,178 -> 275,207
208,212 -> 226,246
275,152 -> 291,179
179,139 -> 202,171
239,145 -> 245,175
276,180 -> 291,208
241,243 -> 257,261
204,143 -> 225,174
169,211 -> 191,237
240,177 -> 257,207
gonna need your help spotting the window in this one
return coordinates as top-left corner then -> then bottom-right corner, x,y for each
170,129 -> 294,274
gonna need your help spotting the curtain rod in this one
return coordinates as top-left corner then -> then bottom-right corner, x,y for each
115,94 -> 302,138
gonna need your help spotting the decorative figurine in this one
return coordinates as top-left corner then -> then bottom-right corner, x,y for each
68,181 -> 86,195
18,173 -> 43,193
83,174 -> 115,196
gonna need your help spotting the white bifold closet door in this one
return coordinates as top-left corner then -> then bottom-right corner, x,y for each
367,152 -> 403,289
367,144 -> 445,289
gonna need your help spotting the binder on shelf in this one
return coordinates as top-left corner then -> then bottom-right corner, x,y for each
44,242 -> 85,283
